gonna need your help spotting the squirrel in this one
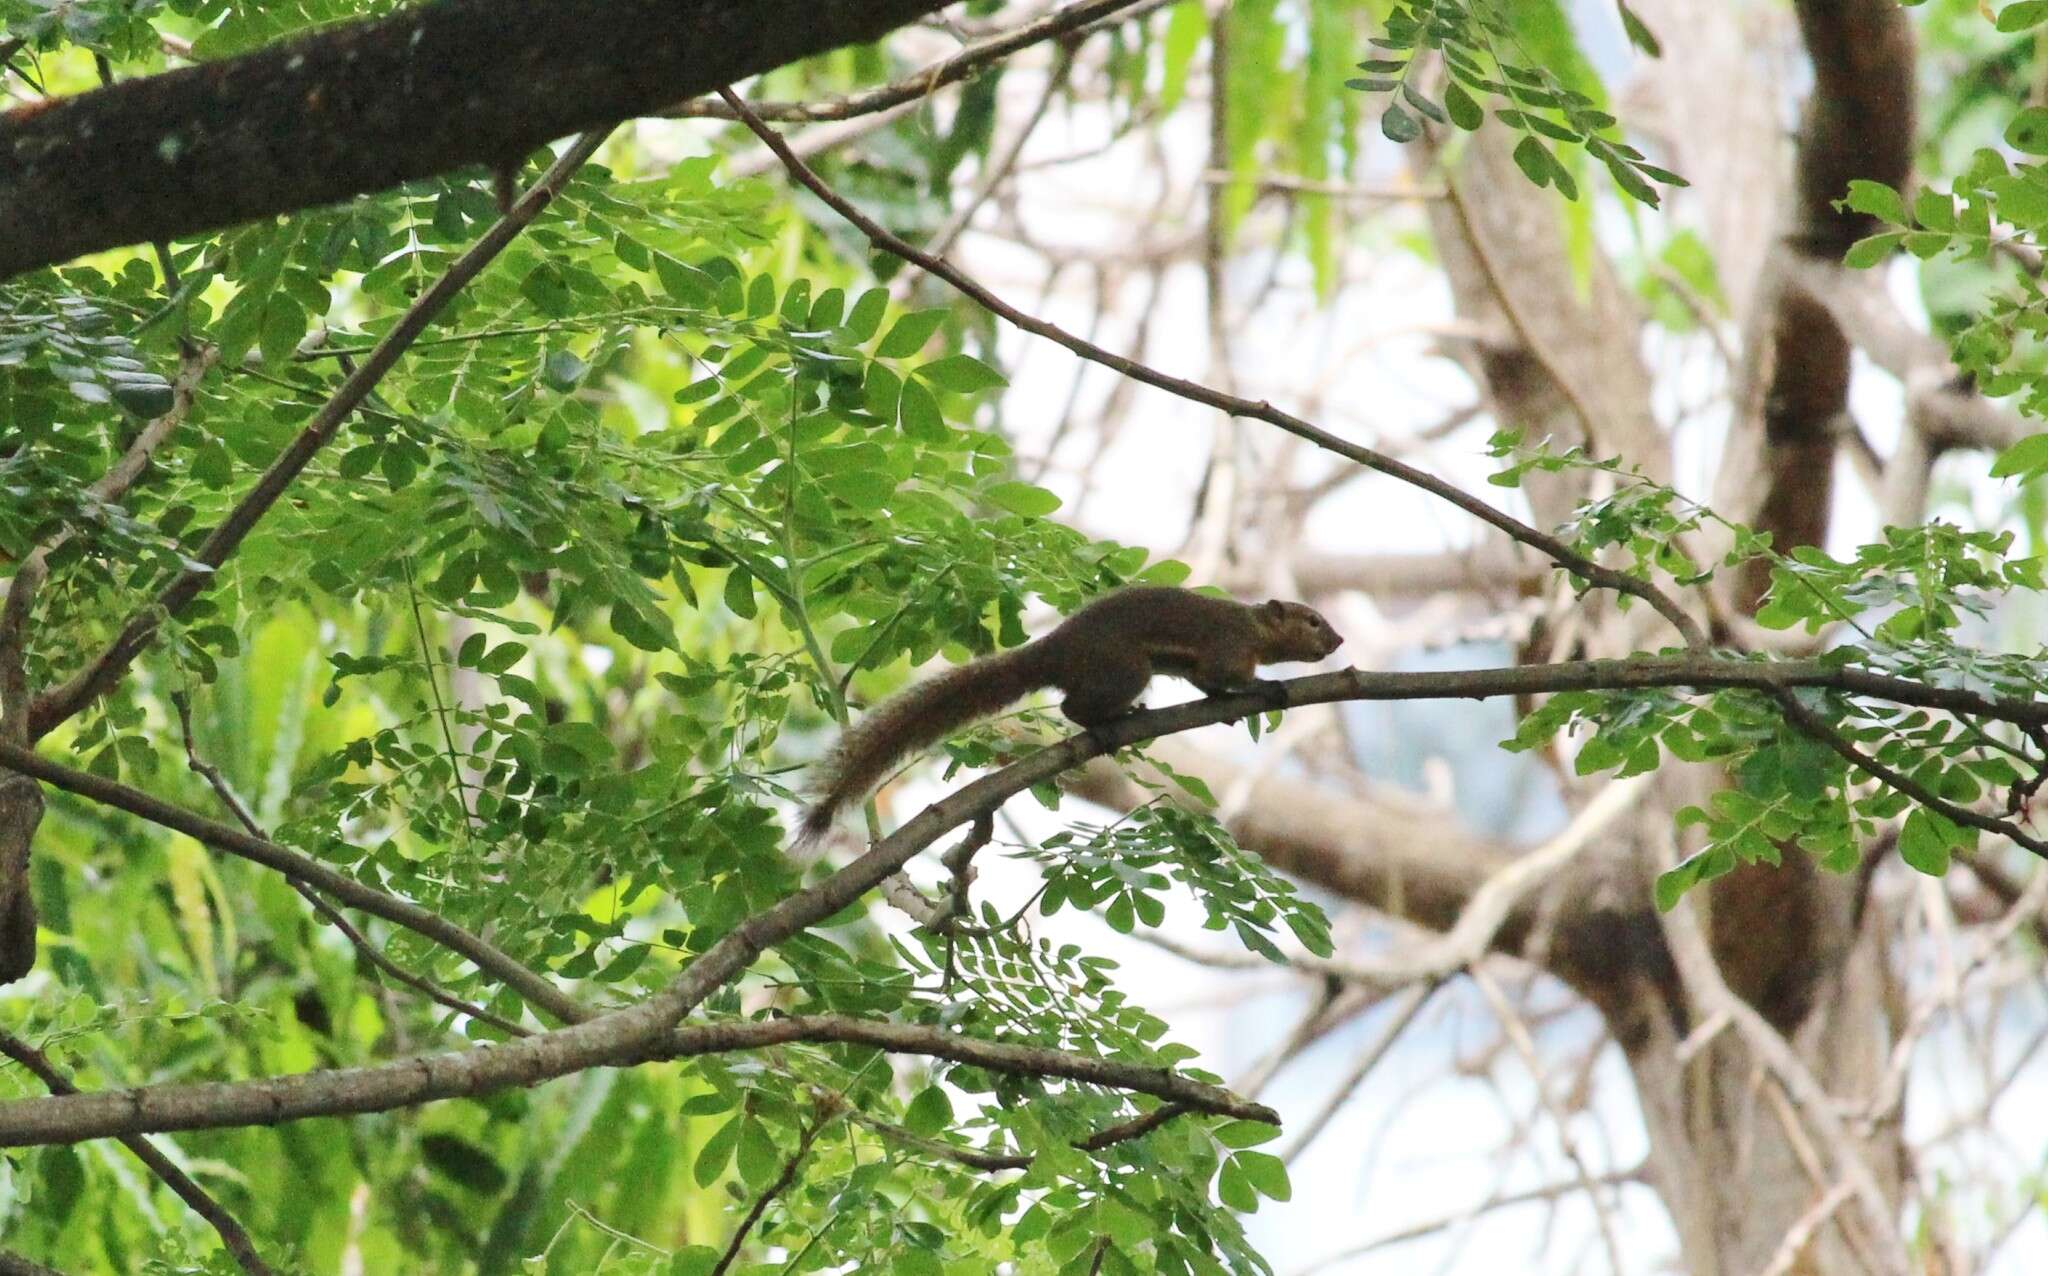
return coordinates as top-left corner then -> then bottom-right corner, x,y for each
799,586 -> 1343,841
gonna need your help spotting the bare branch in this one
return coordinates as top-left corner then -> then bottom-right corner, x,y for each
673,0 -> 1165,123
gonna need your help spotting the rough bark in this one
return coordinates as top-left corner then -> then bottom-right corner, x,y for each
1396,6 -> 1919,1269
0,0 -> 955,279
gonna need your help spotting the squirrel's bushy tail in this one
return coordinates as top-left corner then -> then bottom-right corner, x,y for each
799,643 -> 1053,842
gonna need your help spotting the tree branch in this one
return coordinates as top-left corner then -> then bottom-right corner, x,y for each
0,0 -> 960,277
0,1012 -> 1270,1148
0,739 -> 588,1025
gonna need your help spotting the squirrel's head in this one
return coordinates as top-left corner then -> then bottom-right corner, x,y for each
1260,599 -> 1344,661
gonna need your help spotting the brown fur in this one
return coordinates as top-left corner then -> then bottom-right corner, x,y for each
799,588 -> 1342,841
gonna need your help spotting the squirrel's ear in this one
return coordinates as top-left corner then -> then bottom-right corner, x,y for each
1262,599 -> 1287,617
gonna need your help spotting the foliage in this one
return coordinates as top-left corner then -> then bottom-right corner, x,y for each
1343,0 -> 1684,206
1490,430 -> 2048,906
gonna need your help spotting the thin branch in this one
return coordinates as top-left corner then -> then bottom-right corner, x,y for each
1769,689 -> 2048,859
0,1031 -> 275,1276
673,0 -> 1163,123
1292,1163 -> 1648,1273
169,693 -> 529,1036
0,739 -> 588,1025
1281,979 -> 1440,1164
711,1106 -> 831,1276
0,343 -> 218,737
854,1100 -> 1191,1172
1471,968 -> 1626,1275
27,129 -> 614,740
719,88 -> 1710,650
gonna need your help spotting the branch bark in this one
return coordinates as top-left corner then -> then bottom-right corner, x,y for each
0,0 -> 958,278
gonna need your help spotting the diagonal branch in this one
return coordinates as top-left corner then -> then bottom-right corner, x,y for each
719,89 -> 1709,649
0,739 -> 588,1025
0,1031 -> 275,1275
27,130 -> 610,740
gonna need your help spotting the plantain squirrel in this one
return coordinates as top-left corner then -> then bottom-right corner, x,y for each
800,586 -> 1343,840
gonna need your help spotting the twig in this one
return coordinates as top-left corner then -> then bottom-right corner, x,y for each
1471,969 -> 1627,1274
169,694 -> 528,1036
1754,1179 -> 1856,1276
853,1099 -> 1190,1172
0,1031 -> 275,1275
719,88 -> 1709,649
711,1107 -> 832,1276
674,0 -> 1162,123
1291,1162 -> 1647,1273
1281,980 -> 1441,1164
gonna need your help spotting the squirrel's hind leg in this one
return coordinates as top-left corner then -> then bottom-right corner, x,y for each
1058,659 -> 1151,728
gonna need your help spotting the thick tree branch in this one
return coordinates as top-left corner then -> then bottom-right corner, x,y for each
27,131 -> 609,739
0,1012 -> 1270,1148
0,0 -> 959,278
720,88 -> 1711,650
0,1031 -> 274,1275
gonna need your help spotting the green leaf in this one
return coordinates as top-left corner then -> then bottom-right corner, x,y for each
914,354 -> 1007,394
1897,807 -> 1960,876
1997,0 -> 2048,32
2007,107 -> 2048,156
898,377 -> 947,442
1842,233 -> 1904,270
876,308 -> 949,358
984,482 -> 1062,517
1380,103 -> 1420,143
903,1085 -> 954,1138
735,1118 -> 781,1188
1990,432 -> 2048,479
1212,1120 -> 1281,1149
1512,136 -> 1554,189
1617,0 -> 1662,55
1840,179 -> 1906,227
724,565 -> 758,619
477,642 -> 528,675
825,469 -> 900,510
1215,1157 -> 1256,1211
1231,1151 -> 1291,1201
846,287 -> 889,341
1443,82 -> 1484,131
693,1115 -> 742,1187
